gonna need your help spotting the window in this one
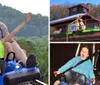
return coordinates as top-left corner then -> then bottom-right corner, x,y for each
73,7 -> 77,12
83,8 -> 87,13
71,7 -> 77,15
70,24 -> 76,31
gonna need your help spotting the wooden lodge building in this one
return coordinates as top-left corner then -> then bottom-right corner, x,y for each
50,4 -> 100,41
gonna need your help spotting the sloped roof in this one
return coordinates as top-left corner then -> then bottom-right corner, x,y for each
96,16 -> 100,20
50,13 -> 100,25
68,4 -> 89,10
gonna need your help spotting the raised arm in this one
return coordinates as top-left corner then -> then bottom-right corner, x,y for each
1,12 -> 32,43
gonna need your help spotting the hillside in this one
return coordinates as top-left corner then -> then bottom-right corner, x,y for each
0,4 -> 48,37
50,3 -> 100,20
15,36 -> 48,83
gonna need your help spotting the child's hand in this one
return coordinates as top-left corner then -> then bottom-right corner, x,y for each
53,71 -> 61,76
90,78 -> 95,84
25,12 -> 32,23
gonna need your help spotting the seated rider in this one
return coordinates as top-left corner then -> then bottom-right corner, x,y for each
54,46 -> 95,85
74,18 -> 86,31
79,19 -> 86,30
0,13 -> 36,67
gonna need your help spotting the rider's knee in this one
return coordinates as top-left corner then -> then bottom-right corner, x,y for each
79,74 -> 86,82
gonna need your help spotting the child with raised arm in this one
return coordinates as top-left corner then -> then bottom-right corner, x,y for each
54,46 -> 95,85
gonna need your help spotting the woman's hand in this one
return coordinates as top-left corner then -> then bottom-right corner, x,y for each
25,12 -> 32,23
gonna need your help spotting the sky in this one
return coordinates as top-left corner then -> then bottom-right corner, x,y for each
0,0 -> 49,16
50,0 -> 100,6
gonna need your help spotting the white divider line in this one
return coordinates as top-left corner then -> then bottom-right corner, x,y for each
36,79 -> 47,85
92,43 -> 95,65
75,43 -> 81,56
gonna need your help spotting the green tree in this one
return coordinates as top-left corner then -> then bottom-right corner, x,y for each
50,4 -> 69,20
15,36 -> 48,83
0,4 -> 48,37
89,4 -> 100,17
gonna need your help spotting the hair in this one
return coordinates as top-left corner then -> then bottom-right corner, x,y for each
0,22 -> 9,38
81,45 -> 92,56
0,22 -> 8,31
81,45 -> 91,56
81,45 -> 89,50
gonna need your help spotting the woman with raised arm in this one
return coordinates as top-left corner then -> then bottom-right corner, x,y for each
0,13 -> 32,66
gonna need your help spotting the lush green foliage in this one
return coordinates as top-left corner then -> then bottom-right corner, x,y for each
89,4 -> 100,17
0,4 -> 48,37
0,4 -> 48,83
14,36 -> 48,83
50,5 -> 69,20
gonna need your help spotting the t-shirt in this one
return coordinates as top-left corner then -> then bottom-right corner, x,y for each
58,56 -> 95,79
0,41 -> 4,58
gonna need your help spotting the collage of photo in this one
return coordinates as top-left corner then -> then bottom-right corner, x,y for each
50,1 -> 100,85
0,0 -> 100,85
